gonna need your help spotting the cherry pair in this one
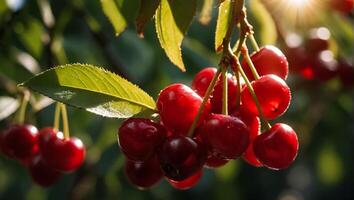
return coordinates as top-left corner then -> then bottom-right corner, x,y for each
0,125 -> 85,187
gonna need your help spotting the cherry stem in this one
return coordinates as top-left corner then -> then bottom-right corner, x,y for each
229,52 -> 271,131
242,45 -> 260,80
187,68 -> 222,137
233,70 -> 242,109
249,34 -> 260,51
16,90 -> 30,125
221,65 -> 228,115
53,102 -> 61,131
60,103 -> 70,139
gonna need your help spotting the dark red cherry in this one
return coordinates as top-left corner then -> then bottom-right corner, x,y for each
157,84 -> 210,135
241,75 -> 291,120
118,118 -> 166,162
284,46 -> 308,73
192,67 -> 241,113
38,127 -> 58,150
242,45 -> 289,81
310,50 -> 339,81
29,155 -> 62,187
330,0 -> 354,14
158,135 -> 206,181
306,27 -> 330,55
204,153 -> 229,168
200,114 -> 249,159
41,132 -> 85,172
338,59 -> 354,88
253,123 -> 298,170
231,105 -> 262,167
1,124 -> 39,164
125,155 -> 163,190
167,170 -> 203,190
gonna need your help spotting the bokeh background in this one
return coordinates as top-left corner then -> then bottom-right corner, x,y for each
0,0 -> 353,199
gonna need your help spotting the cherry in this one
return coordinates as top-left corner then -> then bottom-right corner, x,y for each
338,59 -> 354,88
310,50 -> 338,81
29,155 -> 62,187
241,75 -> 291,120
1,124 -> 39,164
330,0 -> 354,14
242,45 -> 289,81
167,170 -> 203,190
192,67 -> 241,113
157,84 -> 210,135
41,131 -> 85,172
125,155 -> 163,190
231,105 -> 262,167
204,153 -> 229,168
38,127 -> 58,150
306,27 -> 330,55
200,114 -> 249,159
118,118 -> 166,162
253,123 -> 298,170
158,135 -> 206,181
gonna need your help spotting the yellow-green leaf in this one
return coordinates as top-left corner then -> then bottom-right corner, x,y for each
155,0 -> 197,72
21,64 -> 156,118
101,0 -> 127,36
215,0 -> 232,53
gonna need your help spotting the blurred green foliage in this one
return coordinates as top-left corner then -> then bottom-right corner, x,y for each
0,0 -> 354,200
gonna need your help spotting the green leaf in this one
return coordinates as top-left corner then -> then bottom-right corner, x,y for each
249,0 -> 277,46
100,0 -> 127,36
136,0 -> 160,36
155,0 -> 197,72
198,0 -> 213,25
21,64 -> 156,118
215,0 -> 232,53
0,97 -> 20,121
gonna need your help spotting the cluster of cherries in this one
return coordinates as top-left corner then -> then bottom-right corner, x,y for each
0,124 -> 85,187
118,45 -> 299,190
284,27 -> 354,88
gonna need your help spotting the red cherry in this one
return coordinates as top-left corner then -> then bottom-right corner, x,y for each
158,135 -> 206,181
125,155 -> 163,190
310,50 -> 338,81
204,153 -> 229,168
118,118 -> 166,162
231,105 -> 262,167
157,84 -> 210,135
306,27 -> 330,55
200,114 -> 249,159
192,67 -> 241,113
242,45 -> 289,81
41,132 -> 85,172
253,123 -> 299,170
38,127 -> 58,150
284,46 -> 308,73
331,0 -> 354,14
338,59 -> 354,88
167,170 -> 203,190
1,124 -> 39,164
241,75 -> 291,120
29,155 -> 62,187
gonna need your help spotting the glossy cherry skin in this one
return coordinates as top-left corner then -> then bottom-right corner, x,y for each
118,118 -> 166,162
157,84 -> 210,135
41,132 -> 85,172
167,170 -> 203,190
1,124 -> 39,164
204,153 -> 229,168
125,155 -> 163,190
231,105 -> 262,167
253,123 -> 299,170
331,0 -> 354,14
241,75 -> 291,120
38,127 -> 58,150
158,135 -> 206,181
242,45 -> 289,81
200,114 -> 249,159
192,67 -> 241,113
29,155 -> 62,187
